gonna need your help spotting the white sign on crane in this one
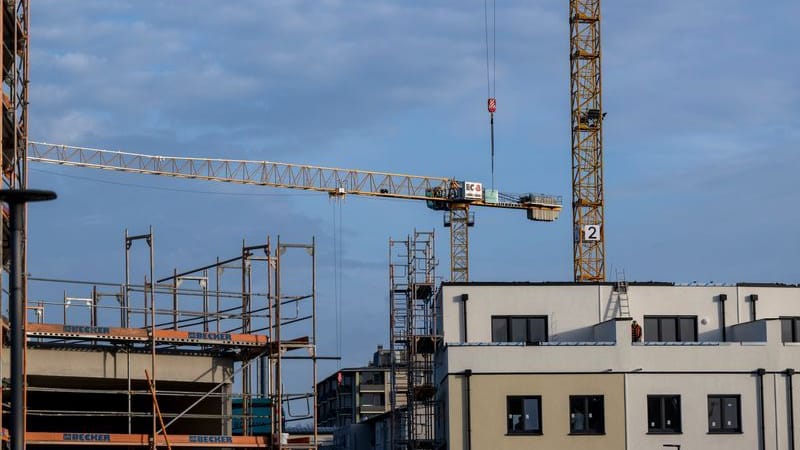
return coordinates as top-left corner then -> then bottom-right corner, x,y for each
583,224 -> 601,242
462,181 -> 483,200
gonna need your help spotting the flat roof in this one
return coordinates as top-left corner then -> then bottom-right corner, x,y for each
441,281 -> 799,288
441,281 -> 673,287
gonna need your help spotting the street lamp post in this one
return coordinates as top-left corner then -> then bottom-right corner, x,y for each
1,189 -> 57,450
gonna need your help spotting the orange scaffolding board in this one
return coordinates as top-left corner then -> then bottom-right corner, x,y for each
24,433 -> 313,448
26,433 -> 275,448
26,323 -> 269,347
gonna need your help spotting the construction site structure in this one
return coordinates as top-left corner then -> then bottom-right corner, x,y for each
570,0 -> 606,282
1,0 -> 28,200
2,229 -> 320,449
27,141 -> 562,283
389,231 -> 439,449
0,2 -> 30,450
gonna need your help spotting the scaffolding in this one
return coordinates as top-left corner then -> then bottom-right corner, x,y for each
389,231 -> 439,450
1,229 -> 319,449
1,2 -> 30,447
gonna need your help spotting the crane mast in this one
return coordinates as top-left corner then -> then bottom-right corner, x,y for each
570,0 -> 606,282
27,141 -> 562,282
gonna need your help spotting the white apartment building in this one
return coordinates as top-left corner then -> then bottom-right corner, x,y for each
435,282 -> 800,450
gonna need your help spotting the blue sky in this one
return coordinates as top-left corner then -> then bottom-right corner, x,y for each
24,0 -> 800,368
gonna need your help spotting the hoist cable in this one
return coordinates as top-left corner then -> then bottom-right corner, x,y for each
483,0 -> 491,98
484,0 -> 497,190
492,0 -> 496,97
337,202 -> 343,368
490,113 -> 495,190
331,201 -> 342,369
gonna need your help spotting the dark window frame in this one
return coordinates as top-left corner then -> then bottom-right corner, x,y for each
569,395 -> 605,435
643,316 -> 698,342
647,395 -> 682,434
492,315 -> 548,344
707,395 -> 742,433
506,395 -> 543,435
359,392 -> 385,407
780,317 -> 800,343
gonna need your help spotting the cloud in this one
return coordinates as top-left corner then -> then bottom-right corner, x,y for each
22,0 -> 800,369
40,110 -> 103,143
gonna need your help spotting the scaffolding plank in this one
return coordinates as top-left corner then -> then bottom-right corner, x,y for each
25,433 -> 273,448
26,323 -> 269,347
26,432 -> 148,446
274,335 -> 310,350
26,324 -> 147,341
154,329 -> 268,347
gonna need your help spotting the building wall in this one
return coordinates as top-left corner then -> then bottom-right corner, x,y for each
626,373 -> 760,450
439,283 -> 800,346
440,284 -> 604,344
436,283 -> 800,450
2,348 -> 233,382
317,367 -> 391,429
442,370 -> 800,450
444,373 -> 625,450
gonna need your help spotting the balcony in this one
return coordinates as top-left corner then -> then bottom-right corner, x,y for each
359,404 -> 387,414
359,382 -> 386,393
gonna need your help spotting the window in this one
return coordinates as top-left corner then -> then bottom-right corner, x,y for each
647,395 -> 681,433
337,414 -> 353,427
569,396 -> 605,434
507,396 -> 542,434
708,395 -> 741,433
338,393 -> 353,411
781,317 -> 800,342
360,393 -> 385,407
492,316 -> 548,344
643,316 -> 697,342
361,371 -> 385,385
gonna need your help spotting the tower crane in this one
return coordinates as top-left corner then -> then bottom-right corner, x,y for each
27,141 -> 562,282
570,0 -> 606,282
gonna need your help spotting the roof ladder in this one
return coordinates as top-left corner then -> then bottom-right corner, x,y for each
614,269 -> 631,318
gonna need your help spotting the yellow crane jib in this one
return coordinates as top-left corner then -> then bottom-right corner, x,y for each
27,141 -> 561,219
27,141 -> 562,281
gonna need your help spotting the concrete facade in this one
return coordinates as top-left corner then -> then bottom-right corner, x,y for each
19,348 -> 232,382
2,347 -> 235,435
436,282 -> 800,450
445,373 -> 626,450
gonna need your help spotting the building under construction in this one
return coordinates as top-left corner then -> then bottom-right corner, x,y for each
1,229 -> 321,449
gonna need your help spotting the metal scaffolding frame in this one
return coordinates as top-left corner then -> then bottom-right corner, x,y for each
1,1 -> 30,448
1,0 -> 29,191
389,231 -> 439,450
1,230 -> 319,449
